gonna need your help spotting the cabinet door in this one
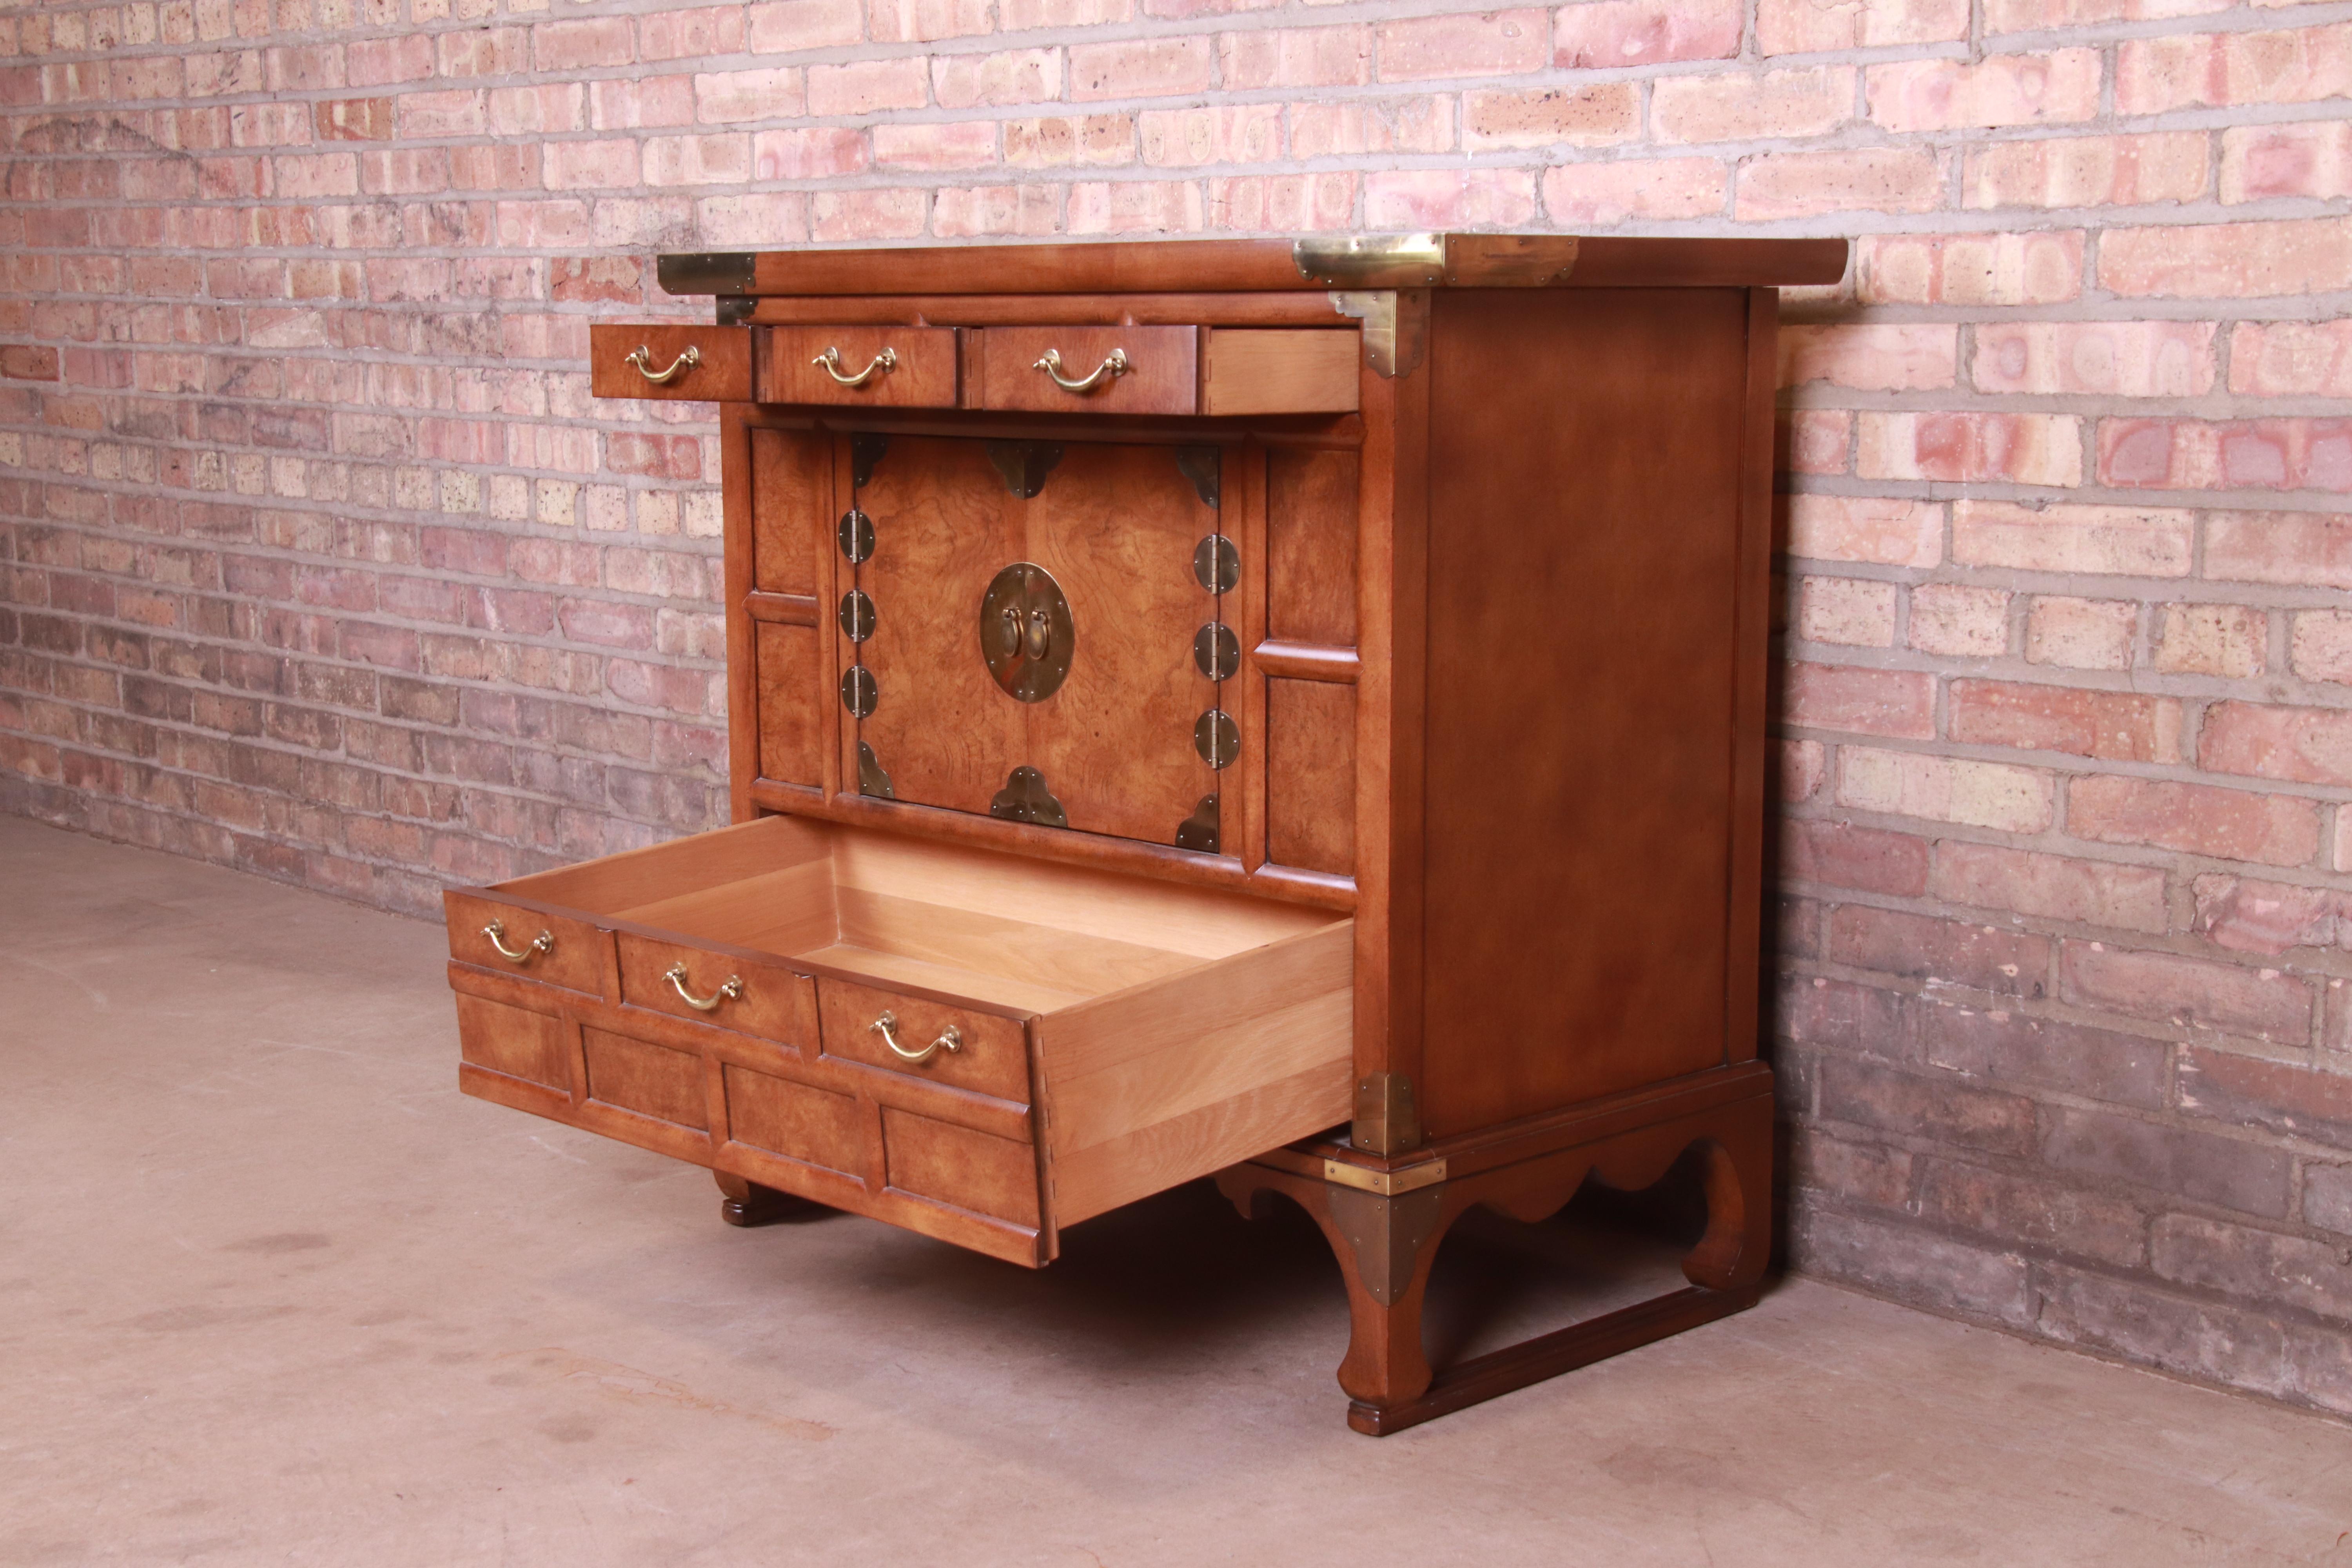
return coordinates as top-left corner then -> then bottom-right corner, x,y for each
840,433 -> 1229,848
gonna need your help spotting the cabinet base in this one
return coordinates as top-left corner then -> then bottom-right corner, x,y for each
1217,1062 -> 1773,1435
716,1171 -> 820,1227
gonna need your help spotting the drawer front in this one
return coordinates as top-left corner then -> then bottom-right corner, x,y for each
816,975 -> 1030,1103
973,326 -> 1198,416
883,1107 -> 1040,1227
444,890 -> 606,995
758,325 -> 959,408
581,1027 -> 708,1130
616,930 -> 820,1044
590,323 -> 752,401
454,992 -> 570,1092
1201,328 -> 1359,416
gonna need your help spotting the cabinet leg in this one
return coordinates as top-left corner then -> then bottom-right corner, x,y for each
715,1171 -> 812,1227
1679,1095 -> 1772,1292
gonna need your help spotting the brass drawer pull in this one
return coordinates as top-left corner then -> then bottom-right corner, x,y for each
665,962 -> 743,1012
1033,346 -> 1128,394
812,345 -> 897,387
482,920 -> 552,965
625,343 -> 701,384
871,1010 -> 962,1063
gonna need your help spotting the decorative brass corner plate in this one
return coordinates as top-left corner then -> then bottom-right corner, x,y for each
1322,1156 -> 1448,1197
1176,793 -> 1219,854
991,766 -> 1067,827
657,251 -> 757,296
1293,234 -> 1446,288
1327,290 -> 1430,379
1353,1071 -> 1423,1154
1175,446 -> 1221,509
986,441 -> 1063,499
857,741 -> 894,799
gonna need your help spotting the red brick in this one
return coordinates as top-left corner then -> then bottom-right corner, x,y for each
694,68 -> 806,124
1552,0 -> 1739,67
2101,218 -> 2352,299
640,5 -> 748,60
1376,10 -> 1548,82
1738,149 -> 1944,220
2192,874 -> 2347,957
535,17 -> 635,72
875,120 -> 1000,171
2118,22 -> 2352,114
1917,1160 -> 2150,1269
1838,748 -> 2055,834
1655,66 -> 1851,145
2199,702 -> 2352,788
2098,417 -> 2352,493
811,187 -> 929,241
1779,817 -> 1931,896
1462,83 -> 1639,149
1219,26 -> 1371,90
1951,680 -> 2180,764
1780,323 -> 1956,392
1795,576 -> 1896,647
2222,120 -> 2352,203
1857,411 -> 2081,486
1867,50 -> 2100,133
1931,842 -> 2168,933
2153,604 -> 2265,678
748,0 -> 866,52
1909,584 -> 2010,659
1539,157 -> 1724,221
1860,230 -> 2083,307
1784,495 -> 1942,568
1760,0 -> 1964,53
2229,321 -> 2352,399
1002,116 -> 1131,169
1289,98 -> 1454,159
932,49 -> 1062,108
2024,596 -> 2137,672
1783,662 -> 1934,739
753,127 -> 872,179
1951,501 -> 2192,577
1069,36 -> 1213,99
1363,168 -> 1537,228
2207,510 -> 2352,589
1819,1058 -> 2038,1158
1777,739 -> 1826,803
2067,775 -> 2320,868
2041,1104 -> 2291,1218
1972,321 -> 2215,399
807,58 -> 928,115
2182,1046 -> 2352,1149
2064,940 -> 2313,1042
1832,906 -> 2053,997
1964,132 -> 2207,209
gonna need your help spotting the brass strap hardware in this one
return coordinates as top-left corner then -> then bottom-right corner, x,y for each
1033,346 -> 1128,393
664,962 -> 742,1012
624,343 -> 701,383
1293,233 -> 1446,287
872,1010 -> 961,1063
481,920 -> 552,965
1323,1156 -> 1448,1197
811,345 -> 897,387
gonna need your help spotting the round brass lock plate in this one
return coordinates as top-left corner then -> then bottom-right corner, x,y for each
1194,709 -> 1240,769
1192,534 -> 1239,595
1193,622 -> 1239,681
838,508 -> 875,564
838,589 -> 875,642
840,664 -> 877,718
979,562 -> 1074,704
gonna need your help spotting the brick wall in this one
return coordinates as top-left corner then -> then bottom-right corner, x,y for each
4,0 -> 2350,1414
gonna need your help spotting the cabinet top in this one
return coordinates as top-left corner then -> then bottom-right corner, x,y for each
657,233 -> 1848,299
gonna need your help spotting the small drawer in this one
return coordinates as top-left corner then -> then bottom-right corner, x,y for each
444,890 -> 605,995
883,1107 -> 1040,1227
973,325 -> 1199,416
817,975 -> 1030,1104
757,325 -> 959,408
1201,328 -> 1359,416
590,323 -> 751,401
615,930 -> 820,1045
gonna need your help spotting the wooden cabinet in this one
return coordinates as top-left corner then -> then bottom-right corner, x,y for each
449,233 -> 1846,1432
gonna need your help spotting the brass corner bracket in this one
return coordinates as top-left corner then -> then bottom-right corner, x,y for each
1323,1156 -> 1448,1197
1327,290 -> 1428,379
1352,1071 -> 1423,1155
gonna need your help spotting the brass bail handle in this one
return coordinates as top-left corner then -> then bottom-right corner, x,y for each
812,345 -> 898,387
624,343 -> 701,384
664,962 -> 743,1012
997,603 -> 1052,661
482,919 -> 552,965
1033,346 -> 1129,394
871,1011 -> 962,1063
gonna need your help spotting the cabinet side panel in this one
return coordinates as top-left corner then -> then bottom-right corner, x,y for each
750,427 -> 827,595
1420,289 -> 1750,1136
1265,677 -> 1356,876
1267,447 -> 1359,646
755,622 -> 823,787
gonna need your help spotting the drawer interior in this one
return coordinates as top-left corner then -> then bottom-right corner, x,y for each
501,814 -> 1339,1016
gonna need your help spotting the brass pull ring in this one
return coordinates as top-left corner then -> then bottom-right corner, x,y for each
871,1010 -> 962,1063
665,962 -> 743,1012
1033,347 -> 1129,394
482,919 -> 552,965
625,343 -> 701,384
812,345 -> 897,387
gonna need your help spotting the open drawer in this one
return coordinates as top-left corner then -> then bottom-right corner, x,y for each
444,815 -> 1353,1266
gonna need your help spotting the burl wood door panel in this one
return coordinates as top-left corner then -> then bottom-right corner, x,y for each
844,434 -> 1224,848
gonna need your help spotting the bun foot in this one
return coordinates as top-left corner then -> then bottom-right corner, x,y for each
715,1171 -> 810,1227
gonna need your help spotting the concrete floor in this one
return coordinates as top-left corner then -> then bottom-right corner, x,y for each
5,817 -> 2352,1566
